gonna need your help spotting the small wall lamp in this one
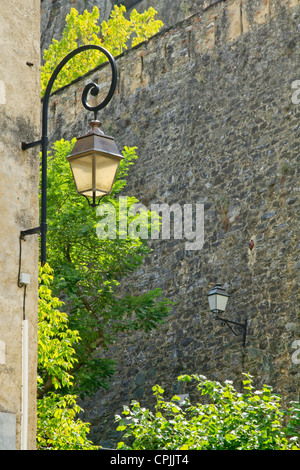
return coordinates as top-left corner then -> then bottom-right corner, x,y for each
21,45 -> 121,265
207,283 -> 247,347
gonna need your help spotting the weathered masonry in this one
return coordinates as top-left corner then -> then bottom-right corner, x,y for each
0,0 -> 40,450
47,0 -> 299,445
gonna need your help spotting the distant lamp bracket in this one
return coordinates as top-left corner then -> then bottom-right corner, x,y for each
214,316 -> 247,347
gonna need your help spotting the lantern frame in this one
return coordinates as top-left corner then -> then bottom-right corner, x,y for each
66,120 -> 123,207
207,282 -> 230,315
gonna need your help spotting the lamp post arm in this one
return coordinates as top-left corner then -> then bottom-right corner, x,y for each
215,317 -> 247,347
21,45 -> 118,265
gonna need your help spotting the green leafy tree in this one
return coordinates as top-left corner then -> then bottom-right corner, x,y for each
39,139 -> 171,399
37,140 -> 169,447
41,5 -> 163,95
37,264 -> 97,449
116,374 -> 300,450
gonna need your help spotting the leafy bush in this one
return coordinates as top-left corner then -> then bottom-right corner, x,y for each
116,374 -> 300,450
37,264 -> 97,450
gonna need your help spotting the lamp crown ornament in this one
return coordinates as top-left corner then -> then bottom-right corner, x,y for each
87,120 -> 105,134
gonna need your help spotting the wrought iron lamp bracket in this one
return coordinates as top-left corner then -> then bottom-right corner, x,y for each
214,316 -> 247,347
20,45 -> 118,265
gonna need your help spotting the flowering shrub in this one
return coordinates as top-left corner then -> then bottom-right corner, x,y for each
116,374 -> 300,450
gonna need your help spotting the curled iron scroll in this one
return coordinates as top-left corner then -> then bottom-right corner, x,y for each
81,45 -> 118,119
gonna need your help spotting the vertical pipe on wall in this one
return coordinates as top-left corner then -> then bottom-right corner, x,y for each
21,320 -> 29,450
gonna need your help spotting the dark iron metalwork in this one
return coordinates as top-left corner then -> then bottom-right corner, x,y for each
214,315 -> 247,347
21,45 -> 118,266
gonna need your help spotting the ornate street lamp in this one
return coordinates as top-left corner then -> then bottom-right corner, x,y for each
208,283 -> 247,347
21,45 -> 121,265
66,120 -> 123,207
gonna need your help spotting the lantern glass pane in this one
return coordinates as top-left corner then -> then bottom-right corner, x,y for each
95,154 -> 120,193
216,294 -> 228,312
208,294 -> 217,312
69,155 -> 93,193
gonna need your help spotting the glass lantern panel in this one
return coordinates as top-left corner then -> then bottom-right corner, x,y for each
208,294 -> 217,312
95,154 -> 120,193
69,155 -> 93,193
216,294 -> 228,312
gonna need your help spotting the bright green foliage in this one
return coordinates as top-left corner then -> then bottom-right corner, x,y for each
42,139 -> 171,399
37,393 -> 97,450
116,374 -> 300,450
36,137 -> 170,449
285,400 -> 300,438
36,140 -> 170,447
41,5 -> 163,95
37,264 -> 97,450
38,263 -> 79,392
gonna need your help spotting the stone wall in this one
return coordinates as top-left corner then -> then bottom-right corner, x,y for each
41,0 -> 113,53
116,0 -> 211,33
0,0 -> 40,450
46,0 -> 300,446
